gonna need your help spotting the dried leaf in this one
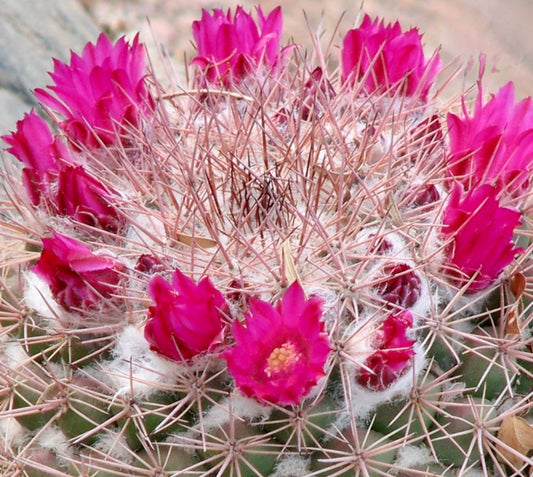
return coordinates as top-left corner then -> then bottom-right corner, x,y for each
503,272 -> 525,337
510,272 -> 526,299
383,198 -> 403,227
505,308 -> 521,337
312,164 -> 343,181
280,240 -> 300,284
496,416 -> 533,469
176,232 -> 217,249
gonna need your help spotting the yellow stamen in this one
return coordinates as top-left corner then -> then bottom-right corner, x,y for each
265,342 -> 302,378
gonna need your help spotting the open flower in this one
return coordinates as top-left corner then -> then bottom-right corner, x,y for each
2,111 -> 71,205
57,165 -> 124,233
32,231 -> 125,313
442,184 -> 522,293
447,82 -> 533,197
341,15 -> 441,100
224,281 -> 331,406
357,311 -> 415,391
144,270 -> 228,362
35,33 -> 154,149
191,6 -> 285,86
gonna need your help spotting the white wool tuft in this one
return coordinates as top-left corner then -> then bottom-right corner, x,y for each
37,426 -> 73,460
92,431 -> 134,464
395,444 -> 435,468
462,469 -> 486,477
23,271 -> 62,320
103,325 -> 182,398
0,417 -> 26,448
270,455 -> 311,476
126,212 -> 167,250
199,392 -> 271,432
3,340 -> 30,368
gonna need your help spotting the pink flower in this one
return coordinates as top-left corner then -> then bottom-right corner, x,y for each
341,15 -> 441,100
3,111 -> 123,230
144,270 -> 228,362
191,6 -> 285,86
2,113 -> 123,231
32,231 -> 125,312
442,184 -> 523,293
57,165 -> 124,233
2,111 -> 71,205
35,34 -> 154,149
224,281 -> 331,406
357,311 -> 415,391
447,82 -> 533,196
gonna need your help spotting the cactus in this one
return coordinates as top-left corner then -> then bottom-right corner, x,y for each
1,5 -> 533,477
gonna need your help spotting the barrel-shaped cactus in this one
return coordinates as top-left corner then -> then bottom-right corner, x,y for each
1,6 -> 533,477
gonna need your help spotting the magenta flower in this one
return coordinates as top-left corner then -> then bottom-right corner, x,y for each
35,33 -> 154,149
191,6 -> 285,86
224,281 -> 331,406
442,184 -> 522,293
57,165 -> 124,233
447,82 -> 533,196
341,15 -> 441,100
2,111 -> 71,205
144,270 -> 228,362
2,114 -> 123,230
357,311 -> 415,391
32,231 -> 125,312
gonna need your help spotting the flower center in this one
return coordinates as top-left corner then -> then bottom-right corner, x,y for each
264,342 -> 302,378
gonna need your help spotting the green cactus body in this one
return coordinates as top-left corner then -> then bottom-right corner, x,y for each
10,366 -> 61,431
118,391 -> 190,450
311,426 -> 397,477
267,394 -> 339,449
431,397 -> 491,467
56,378 -> 112,445
197,419 -> 278,476
456,328 -> 516,400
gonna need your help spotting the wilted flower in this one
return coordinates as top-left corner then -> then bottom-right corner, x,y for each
191,6 -> 285,86
300,66 -> 336,120
341,14 -> 441,99
2,111 -> 71,205
35,33 -> 154,149
406,183 -> 441,208
374,263 -> 423,309
442,184 -> 522,293
357,311 -> 415,391
224,281 -> 331,406
447,82 -> 533,197
144,270 -> 228,362
57,165 -> 124,233
32,231 -> 125,312
406,114 -> 444,159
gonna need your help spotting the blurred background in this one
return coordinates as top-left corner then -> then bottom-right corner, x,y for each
86,0 -> 533,98
2,0 -> 532,134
